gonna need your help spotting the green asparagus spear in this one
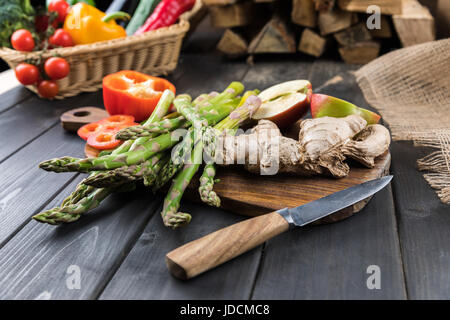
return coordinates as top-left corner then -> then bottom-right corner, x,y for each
159,90 -> 255,227
39,95 -> 239,173
33,183 -> 137,225
198,164 -> 221,207
143,155 -> 169,187
116,116 -> 188,140
34,90 -> 175,225
82,153 -> 164,188
152,128 -> 194,192
161,134 -> 204,229
198,91 -> 262,207
174,94 -> 209,128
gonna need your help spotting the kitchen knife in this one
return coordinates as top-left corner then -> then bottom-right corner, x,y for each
166,175 -> 393,280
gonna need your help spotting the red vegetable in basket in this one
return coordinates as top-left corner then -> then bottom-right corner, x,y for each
134,0 -> 195,34
38,80 -> 59,99
11,29 -> 35,52
48,0 -> 70,24
44,57 -> 70,80
15,63 -> 40,85
49,29 -> 74,47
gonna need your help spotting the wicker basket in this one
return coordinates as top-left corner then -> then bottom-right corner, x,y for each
0,1 -> 203,99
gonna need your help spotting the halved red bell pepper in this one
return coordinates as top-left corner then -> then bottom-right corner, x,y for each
103,71 -> 176,122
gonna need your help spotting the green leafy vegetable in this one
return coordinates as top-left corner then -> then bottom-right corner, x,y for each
0,0 -> 36,48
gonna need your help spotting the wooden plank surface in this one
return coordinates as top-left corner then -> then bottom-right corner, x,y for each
0,91 -> 103,162
0,48 -> 445,299
390,142 -> 450,299
0,178 -> 162,299
0,86 -> 32,114
99,201 -> 262,299
250,60 -> 406,299
251,185 -> 406,299
100,51 -> 261,299
0,125 -> 83,247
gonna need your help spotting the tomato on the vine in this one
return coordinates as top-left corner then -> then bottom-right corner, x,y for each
38,80 -> 59,99
48,0 -> 70,24
49,29 -> 74,47
15,63 -> 40,85
11,29 -> 35,52
44,57 -> 70,80
35,15 -> 58,33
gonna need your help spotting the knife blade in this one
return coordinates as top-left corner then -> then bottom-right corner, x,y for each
278,175 -> 393,228
166,176 -> 393,280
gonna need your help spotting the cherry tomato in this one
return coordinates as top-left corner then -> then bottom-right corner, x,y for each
48,0 -> 70,23
44,57 -> 70,80
49,29 -> 74,48
11,29 -> 35,52
15,63 -> 40,85
38,80 -> 59,99
99,115 -> 136,126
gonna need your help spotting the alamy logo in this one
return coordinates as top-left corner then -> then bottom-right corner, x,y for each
66,265 -> 81,290
366,5 -> 381,30
366,265 -> 381,290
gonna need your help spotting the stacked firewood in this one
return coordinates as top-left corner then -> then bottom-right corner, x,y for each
205,0 -> 436,64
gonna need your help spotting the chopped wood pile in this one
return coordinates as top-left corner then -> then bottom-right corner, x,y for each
206,0 -> 436,64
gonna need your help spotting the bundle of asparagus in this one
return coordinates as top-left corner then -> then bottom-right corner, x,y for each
35,82 -> 262,229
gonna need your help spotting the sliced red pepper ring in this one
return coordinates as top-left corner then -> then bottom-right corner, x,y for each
77,122 -> 103,141
99,114 -> 135,126
87,129 -> 122,150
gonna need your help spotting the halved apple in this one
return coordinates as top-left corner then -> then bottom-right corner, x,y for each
311,94 -> 381,124
253,80 -> 312,128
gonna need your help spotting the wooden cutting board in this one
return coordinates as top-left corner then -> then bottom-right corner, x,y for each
85,144 -> 391,224
184,152 -> 391,224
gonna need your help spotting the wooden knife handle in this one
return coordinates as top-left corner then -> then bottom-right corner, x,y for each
166,211 -> 289,280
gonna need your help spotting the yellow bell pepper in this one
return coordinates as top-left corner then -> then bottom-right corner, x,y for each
63,3 -> 129,45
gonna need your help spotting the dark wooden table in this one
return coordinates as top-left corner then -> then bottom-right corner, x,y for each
0,29 -> 448,300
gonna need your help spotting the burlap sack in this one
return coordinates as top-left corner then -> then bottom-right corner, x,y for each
355,38 -> 450,204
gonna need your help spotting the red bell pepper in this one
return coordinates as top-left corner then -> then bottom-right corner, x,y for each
134,0 -> 195,34
102,70 -> 176,122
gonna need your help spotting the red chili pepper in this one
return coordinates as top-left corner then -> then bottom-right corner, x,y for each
134,0 -> 195,34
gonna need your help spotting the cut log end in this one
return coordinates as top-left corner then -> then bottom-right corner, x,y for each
298,29 -> 328,57
292,0 -> 317,28
318,9 -> 357,35
248,18 -> 296,54
217,29 -> 248,57
338,41 -> 381,64
334,23 -> 372,46
393,0 -> 436,47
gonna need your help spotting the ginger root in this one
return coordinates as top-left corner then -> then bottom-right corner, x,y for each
216,115 -> 390,178
342,124 -> 391,168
